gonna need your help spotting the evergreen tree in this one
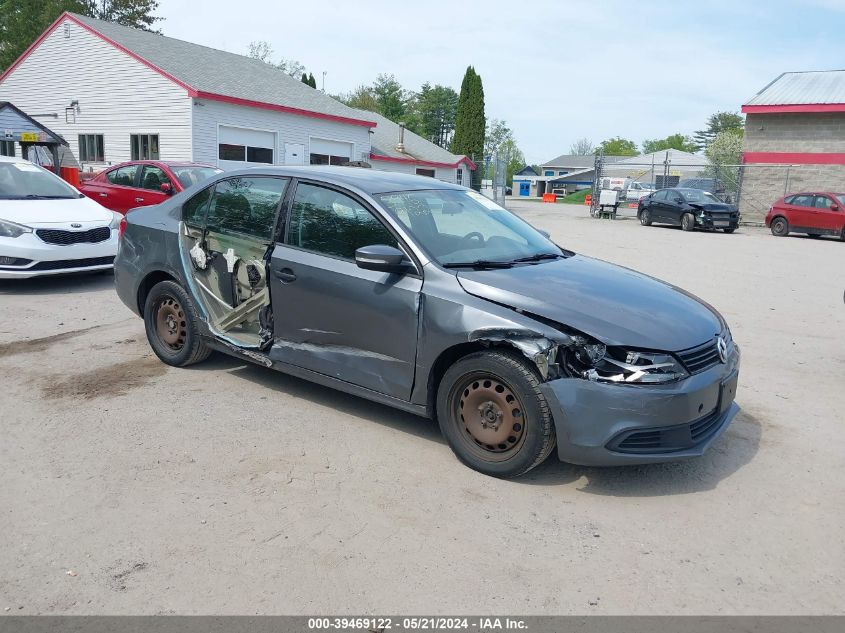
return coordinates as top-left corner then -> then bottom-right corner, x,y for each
301,73 -> 309,85
693,111 -> 744,150
309,72 -> 317,89
451,66 -> 485,190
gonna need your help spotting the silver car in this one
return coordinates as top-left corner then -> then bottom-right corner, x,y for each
114,166 -> 740,478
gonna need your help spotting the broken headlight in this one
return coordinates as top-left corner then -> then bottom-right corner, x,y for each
563,337 -> 688,384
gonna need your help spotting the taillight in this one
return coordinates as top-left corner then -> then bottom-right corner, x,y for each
117,216 -> 127,240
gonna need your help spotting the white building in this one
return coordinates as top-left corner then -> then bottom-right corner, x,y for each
0,12 -> 474,181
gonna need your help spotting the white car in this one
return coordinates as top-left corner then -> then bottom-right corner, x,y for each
0,155 -> 121,279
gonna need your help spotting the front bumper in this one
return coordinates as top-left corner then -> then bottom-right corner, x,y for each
696,215 -> 739,230
540,346 -> 740,466
0,231 -> 117,279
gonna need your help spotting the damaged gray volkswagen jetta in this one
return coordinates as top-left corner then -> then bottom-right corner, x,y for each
114,166 -> 740,478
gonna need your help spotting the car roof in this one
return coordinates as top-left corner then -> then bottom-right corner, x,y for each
0,155 -> 28,164
216,165 -> 466,194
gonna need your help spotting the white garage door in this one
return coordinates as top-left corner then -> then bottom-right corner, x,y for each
309,138 -> 353,165
218,126 -> 276,170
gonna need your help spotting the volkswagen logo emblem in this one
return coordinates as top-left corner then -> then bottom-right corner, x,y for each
716,336 -> 728,363
70,223 -> 82,228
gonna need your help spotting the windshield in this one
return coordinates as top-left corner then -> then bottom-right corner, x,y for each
376,189 -> 563,266
0,162 -> 81,199
170,166 -> 222,189
836,195 -> 845,206
681,189 -> 721,203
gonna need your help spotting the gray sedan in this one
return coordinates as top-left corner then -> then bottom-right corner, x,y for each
114,166 -> 740,477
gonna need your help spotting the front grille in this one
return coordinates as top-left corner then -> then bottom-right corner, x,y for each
677,339 -> 721,374
36,226 -> 111,245
607,408 -> 723,454
30,256 -> 114,271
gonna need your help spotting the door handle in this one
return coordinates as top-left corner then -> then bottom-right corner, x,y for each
274,268 -> 296,283
99,193 -> 108,197
134,197 -> 145,203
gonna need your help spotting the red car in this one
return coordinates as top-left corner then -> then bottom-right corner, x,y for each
765,192 -> 845,240
80,161 -> 222,214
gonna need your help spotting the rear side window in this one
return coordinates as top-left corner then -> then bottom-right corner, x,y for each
206,176 -> 287,240
652,190 -> 668,201
183,186 -> 213,227
286,183 -> 397,259
106,165 -> 137,187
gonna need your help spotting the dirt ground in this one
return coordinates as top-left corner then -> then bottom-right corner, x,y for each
1,200 -> 843,615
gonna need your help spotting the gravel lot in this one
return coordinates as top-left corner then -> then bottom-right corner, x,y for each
1,199 -> 843,615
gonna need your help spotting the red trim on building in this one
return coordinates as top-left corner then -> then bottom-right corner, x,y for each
742,103 -> 845,114
369,153 -> 477,170
1,13 -> 378,129
743,152 -> 845,165
193,92 -> 377,128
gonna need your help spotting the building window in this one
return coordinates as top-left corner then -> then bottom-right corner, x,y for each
0,140 -> 14,157
456,168 -> 463,185
558,171 -> 567,175
415,168 -> 436,178
131,134 -> 159,160
309,153 -> 348,165
544,170 -> 554,176
218,143 -> 274,164
78,134 -> 104,162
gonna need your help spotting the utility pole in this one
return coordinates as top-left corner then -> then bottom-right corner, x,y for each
321,71 -> 327,92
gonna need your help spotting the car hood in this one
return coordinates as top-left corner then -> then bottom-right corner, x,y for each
456,255 -> 723,351
0,196 -> 113,226
689,202 -> 734,212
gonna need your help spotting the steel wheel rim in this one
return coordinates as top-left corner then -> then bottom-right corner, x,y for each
155,296 -> 187,351
640,210 -> 650,224
773,219 -> 786,235
451,372 -> 528,462
683,215 -> 692,230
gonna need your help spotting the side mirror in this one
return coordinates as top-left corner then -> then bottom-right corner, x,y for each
831,204 -> 839,211
160,182 -> 174,195
355,244 -> 412,274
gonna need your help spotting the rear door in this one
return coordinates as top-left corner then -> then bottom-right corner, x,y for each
663,190 -> 685,225
787,194 -> 815,230
648,190 -> 668,221
83,164 -> 140,213
268,181 -> 421,399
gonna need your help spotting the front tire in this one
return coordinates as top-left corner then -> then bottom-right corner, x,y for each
723,228 -> 735,234
771,217 -> 789,237
144,280 -> 212,367
437,350 -> 556,478
639,209 -> 652,226
681,212 -> 695,231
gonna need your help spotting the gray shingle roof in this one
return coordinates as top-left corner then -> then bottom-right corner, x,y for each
744,70 -> 845,106
69,13 -> 376,125
359,109 -> 470,166
541,154 -> 627,168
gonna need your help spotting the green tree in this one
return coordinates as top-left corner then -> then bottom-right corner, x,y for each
705,129 -> 743,166
372,73 -> 407,122
308,72 -> 316,89
598,136 -> 638,156
569,137 -> 595,155
405,83 -> 458,148
641,133 -> 697,154
693,111 -> 744,150
0,0 -> 161,71
482,119 -> 524,186
300,72 -> 309,85
86,0 -> 161,30
451,66 -> 485,189
338,85 -> 378,112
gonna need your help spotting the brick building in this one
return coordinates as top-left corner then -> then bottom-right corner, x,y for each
740,70 -> 845,222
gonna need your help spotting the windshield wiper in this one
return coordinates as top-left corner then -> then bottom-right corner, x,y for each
509,252 -> 564,263
443,260 -> 515,269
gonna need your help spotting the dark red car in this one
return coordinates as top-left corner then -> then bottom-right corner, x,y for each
765,192 -> 845,240
80,161 -> 222,214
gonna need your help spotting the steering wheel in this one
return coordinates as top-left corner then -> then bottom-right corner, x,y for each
460,231 -> 485,247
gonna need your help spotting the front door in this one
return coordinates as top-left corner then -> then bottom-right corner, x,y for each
268,181 -> 421,399
284,143 -> 305,165
812,195 -> 843,233
136,165 -> 173,207
519,181 -> 530,196
786,194 -> 815,230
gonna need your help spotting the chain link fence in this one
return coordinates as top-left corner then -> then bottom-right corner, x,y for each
589,154 -> 824,224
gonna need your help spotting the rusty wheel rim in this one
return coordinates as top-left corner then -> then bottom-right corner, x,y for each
452,373 -> 527,462
154,296 -> 186,351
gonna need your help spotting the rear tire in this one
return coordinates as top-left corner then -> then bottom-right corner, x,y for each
681,212 -> 695,231
771,216 -> 789,237
723,228 -> 735,234
437,350 -> 556,478
639,209 -> 652,226
144,280 -> 212,367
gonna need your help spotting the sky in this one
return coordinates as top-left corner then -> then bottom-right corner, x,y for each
155,0 -> 845,163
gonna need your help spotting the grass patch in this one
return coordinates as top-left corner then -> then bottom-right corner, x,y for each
557,189 -> 591,204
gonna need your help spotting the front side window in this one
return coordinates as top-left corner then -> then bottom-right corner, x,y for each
78,134 -> 104,162
814,195 -> 833,209
1,140 -> 16,157
139,165 -> 172,191
286,183 -> 397,259
0,161 -> 80,199
376,189 -> 560,266
131,134 -> 159,160
206,176 -> 287,240
791,194 -> 814,207
106,165 -> 138,187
